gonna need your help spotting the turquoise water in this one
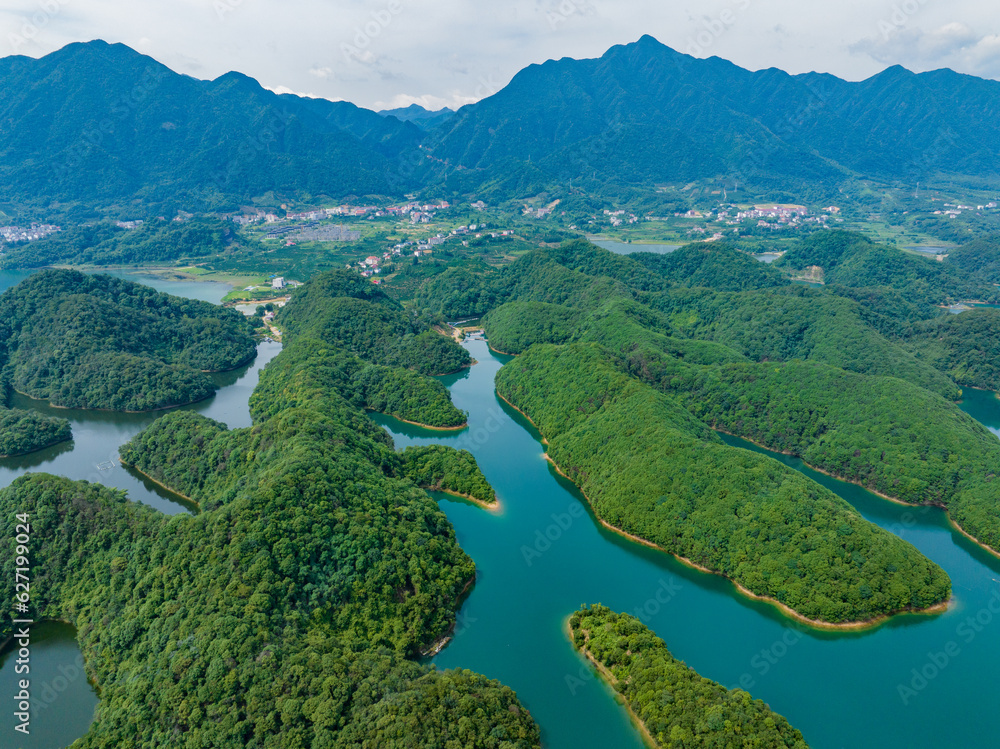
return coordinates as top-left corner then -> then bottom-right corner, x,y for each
375,339 -> 1000,749
0,271 -> 269,747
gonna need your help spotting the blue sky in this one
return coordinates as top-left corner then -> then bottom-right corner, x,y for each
2,0 -> 999,110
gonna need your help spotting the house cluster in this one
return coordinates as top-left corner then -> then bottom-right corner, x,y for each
604,209 -> 639,227
115,220 -> 144,229
0,223 -> 61,243
936,203 -> 997,218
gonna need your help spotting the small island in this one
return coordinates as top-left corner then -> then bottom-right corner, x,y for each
569,605 -> 809,748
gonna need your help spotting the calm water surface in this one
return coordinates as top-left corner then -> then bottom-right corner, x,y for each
5,279 -> 1000,747
375,339 -> 1000,749
0,269 -> 274,747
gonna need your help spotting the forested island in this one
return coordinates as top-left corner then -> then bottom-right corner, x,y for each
0,269 -> 257,412
569,605 -> 809,748
438,235 -> 1000,567
0,270 -> 540,746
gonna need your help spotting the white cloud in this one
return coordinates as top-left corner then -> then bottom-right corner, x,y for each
4,0 -> 1000,107
850,22 -> 1000,80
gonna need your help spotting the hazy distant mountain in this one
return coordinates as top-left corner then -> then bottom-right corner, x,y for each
425,35 -> 1000,198
0,40 -> 423,211
379,104 -> 456,131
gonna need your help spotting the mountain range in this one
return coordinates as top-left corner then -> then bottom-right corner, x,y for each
3,36 -> 1000,212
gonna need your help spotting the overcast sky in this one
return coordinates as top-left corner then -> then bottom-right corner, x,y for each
2,0 -> 1000,111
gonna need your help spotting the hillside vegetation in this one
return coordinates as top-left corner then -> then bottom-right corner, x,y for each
0,266 -> 540,747
570,605 -> 809,748
0,269 -> 256,411
496,343 -> 950,624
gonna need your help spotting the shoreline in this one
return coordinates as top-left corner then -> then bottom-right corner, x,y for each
498,390 -> 950,631
714,427 -> 1000,561
424,485 -> 500,513
14,386 -> 215,415
389,413 -> 468,431
118,460 -> 199,507
420,573 -> 478,657
565,617 -> 658,749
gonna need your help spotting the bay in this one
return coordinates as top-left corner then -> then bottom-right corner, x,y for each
376,339 -> 1000,749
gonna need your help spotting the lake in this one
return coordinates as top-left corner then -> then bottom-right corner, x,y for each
5,323 -> 1000,747
0,268 -> 231,305
0,270 -> 278,748
375,339 -> 1000,749
589,239 -> 681,255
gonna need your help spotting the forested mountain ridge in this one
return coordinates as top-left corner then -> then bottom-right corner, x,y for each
0,269 -> 257,411
0,267 -> 541,746
0,40 -> 422,209
424,35 -> 1000,197
9,37 -> 1000,209
496,342 -> 950,624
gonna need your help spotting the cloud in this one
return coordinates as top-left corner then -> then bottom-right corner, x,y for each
264,84 -> 327,99
847,21 -> 1000,79
851,22 -> 978,66
308,66 -> 332,79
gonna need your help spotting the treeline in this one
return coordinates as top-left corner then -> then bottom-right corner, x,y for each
0,217 -> 258,268
569,605 -> 809,748
496,343 -> 950,624
279,270 -> 472,376
0,269 -> 256,411
0,266 -> 538,745
400,445 -> 497,505
639,356 -> 1000,553
0,407 -> 71,456
775,230 -> 1000,305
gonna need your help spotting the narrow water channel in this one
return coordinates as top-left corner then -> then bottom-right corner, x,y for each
375,338 -> 1000,749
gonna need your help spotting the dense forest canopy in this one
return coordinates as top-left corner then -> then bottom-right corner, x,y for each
0,269 -> 257,411
0,217 -> 258,268
496,342 -> 950,623
570,605 -> 809,748
0,266 -> 540,747
470,237 -> 1000,566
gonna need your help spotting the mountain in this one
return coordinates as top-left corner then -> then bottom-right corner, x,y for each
6,37 -> 1000,211
424,35 -> 1000,199
0,41 -> 423,210
379,104 -> 456,130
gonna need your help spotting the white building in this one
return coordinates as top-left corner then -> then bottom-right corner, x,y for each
272,277 -> 286,289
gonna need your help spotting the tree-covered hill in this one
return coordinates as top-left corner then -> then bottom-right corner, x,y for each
0,40 -> 422,210
946,234 -> 1000,283
775,231 -> 1000,305
570,605 -> 809,748
496,342 -> 950,624
470,238 -> 1000,558
278,270 -> 472,378
0,216 -> 261,268
0,269 -> 256,411
632,242 -> 789,292
0,264 -> 539,746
